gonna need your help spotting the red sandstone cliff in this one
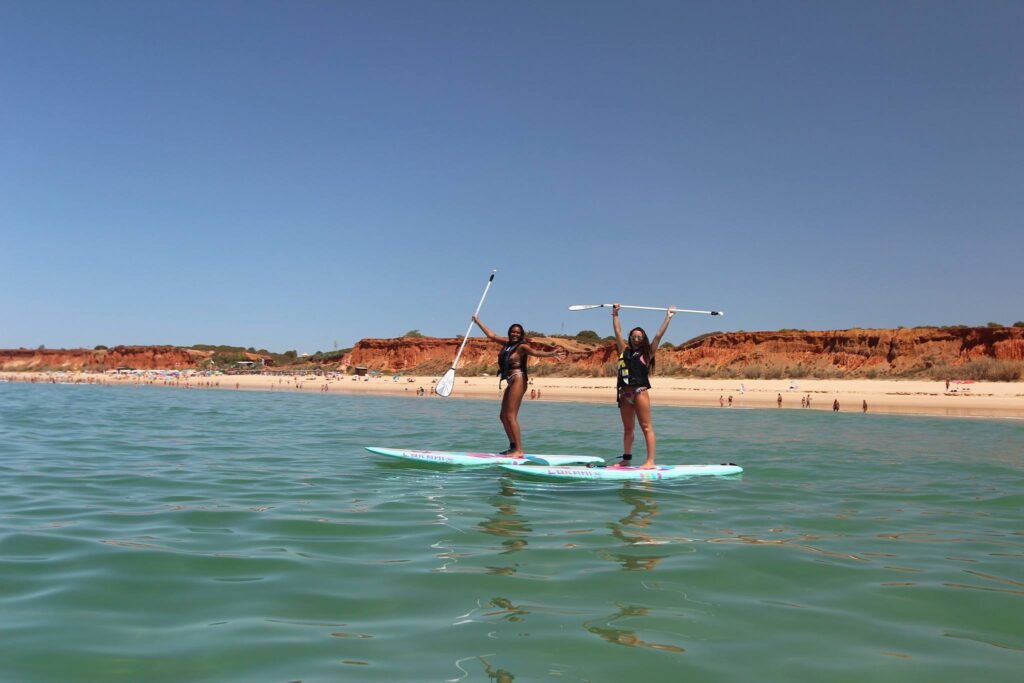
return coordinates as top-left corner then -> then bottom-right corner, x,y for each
3,327 -> 1022,378
344,327 -> 1024,379
344,337 -> 591,374
0,346 -> 214,371
661,327 -> 1024,376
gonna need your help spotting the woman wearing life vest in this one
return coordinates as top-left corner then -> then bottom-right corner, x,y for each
472,316 -> 564,456
612,303 -> 676,468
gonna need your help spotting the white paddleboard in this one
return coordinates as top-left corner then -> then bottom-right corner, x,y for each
499,463 -> 743,481
365,446 -> 605,467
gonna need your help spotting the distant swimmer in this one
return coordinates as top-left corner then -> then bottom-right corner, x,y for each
611,303 -> 676,469
473,316 -> 564,456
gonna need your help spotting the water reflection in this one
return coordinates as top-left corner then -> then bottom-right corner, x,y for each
450,654 -> 517,683
478,655 -> 516,682
583,603 -> 685,652
483,596 -> 530,622
600,484 -> 668,571
476,479 -> 530,575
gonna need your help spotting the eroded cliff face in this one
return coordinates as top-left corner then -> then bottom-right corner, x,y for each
0,346 -> 214,371
344,327 -> 1024,377
4,327 -> 1021,376
347,338 -> 490,371
661,327 -> 1024,374
345,337 -> 594,373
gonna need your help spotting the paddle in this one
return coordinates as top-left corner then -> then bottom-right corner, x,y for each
436,271 -> 496,397
568,304 -> 724,316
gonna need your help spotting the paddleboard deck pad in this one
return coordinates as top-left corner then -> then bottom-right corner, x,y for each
500,463 -> 743,481
365,446 -> 605,467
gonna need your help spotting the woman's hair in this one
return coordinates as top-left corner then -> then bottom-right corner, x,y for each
628,327 -> 656,373
507,323 -> 525,340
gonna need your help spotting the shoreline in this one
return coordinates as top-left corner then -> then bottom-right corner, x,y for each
4,371 -> 1024,420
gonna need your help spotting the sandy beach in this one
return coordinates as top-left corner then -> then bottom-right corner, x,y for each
5,371 -> 1023,419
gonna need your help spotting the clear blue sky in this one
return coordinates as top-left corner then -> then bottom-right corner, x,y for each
3,1 -> 1021,353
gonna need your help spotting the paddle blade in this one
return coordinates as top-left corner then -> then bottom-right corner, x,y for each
568,304 -> 605,311
436,368 -> 456,397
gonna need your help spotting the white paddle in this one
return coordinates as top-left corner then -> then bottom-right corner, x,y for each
569,304 -> 724,316
436,271 -> 496,397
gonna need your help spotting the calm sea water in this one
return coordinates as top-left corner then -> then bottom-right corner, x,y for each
0,383 -> 1021,682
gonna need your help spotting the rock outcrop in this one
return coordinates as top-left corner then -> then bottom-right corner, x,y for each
344,337 -> 592,373
0,346 -> 214,371
661,327 -> 1024,376
344,327 -> 1024,378
3,327 -> 1021,378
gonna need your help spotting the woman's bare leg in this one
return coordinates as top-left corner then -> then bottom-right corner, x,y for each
633,391 -> 656,468
618,401 -> 636,466
499,378 -> 528,455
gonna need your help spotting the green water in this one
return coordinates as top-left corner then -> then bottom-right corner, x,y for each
0,383 -> 1021,682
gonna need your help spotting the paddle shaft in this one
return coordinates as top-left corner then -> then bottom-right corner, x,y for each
450,271 -> 496,370
570,304 -> 723,316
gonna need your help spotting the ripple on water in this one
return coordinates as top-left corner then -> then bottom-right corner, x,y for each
0,383 -> 1022,682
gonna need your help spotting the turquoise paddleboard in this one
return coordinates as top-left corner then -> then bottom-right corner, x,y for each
365,447 -> 605,467
499,463 -> 743,481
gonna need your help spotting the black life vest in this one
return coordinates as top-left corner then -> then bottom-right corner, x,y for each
617,348 -> 651,389
498,342 -> 527,381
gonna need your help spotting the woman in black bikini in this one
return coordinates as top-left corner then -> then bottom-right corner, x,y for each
472,316 -> 564,456
612,303 -> 676,469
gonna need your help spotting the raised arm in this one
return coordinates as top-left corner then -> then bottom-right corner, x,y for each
612,303 -> 626,353
650,306 -> 676,351
472,315 -> 505,344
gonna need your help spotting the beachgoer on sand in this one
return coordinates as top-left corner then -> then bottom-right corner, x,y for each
611,303 -> 676,469
472,316 -> 564,456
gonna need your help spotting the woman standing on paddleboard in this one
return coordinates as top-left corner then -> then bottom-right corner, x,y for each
612,303 -> 675,468
472,317 -> 564,456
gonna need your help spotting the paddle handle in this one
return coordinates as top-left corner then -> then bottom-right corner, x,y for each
450,271 -> 496,369
569,303 -> 724,316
